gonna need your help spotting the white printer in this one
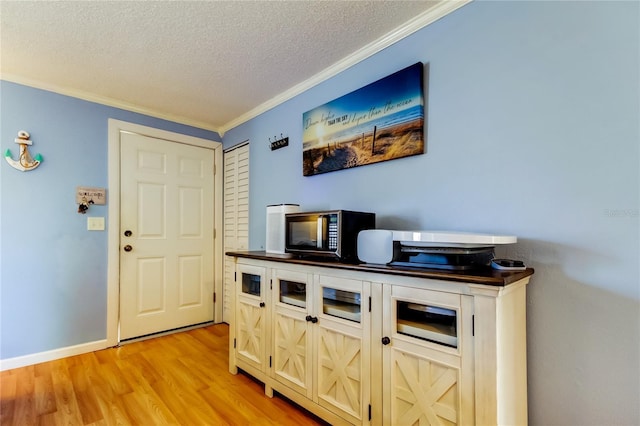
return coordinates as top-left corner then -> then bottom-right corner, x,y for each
357,230 -> 517,270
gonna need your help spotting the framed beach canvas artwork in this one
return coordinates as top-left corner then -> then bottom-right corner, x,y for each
302,62 -> 424,176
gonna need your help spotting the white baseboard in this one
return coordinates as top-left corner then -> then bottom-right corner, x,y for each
0,339 -> 110,371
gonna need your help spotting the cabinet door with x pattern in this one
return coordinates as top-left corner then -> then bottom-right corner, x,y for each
271,268 -> 314,398
235,264 -> 268,373
315,274 -> 371,425
381,284 -> 474,426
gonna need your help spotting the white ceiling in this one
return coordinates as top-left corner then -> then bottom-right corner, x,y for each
1,1 -> 466,135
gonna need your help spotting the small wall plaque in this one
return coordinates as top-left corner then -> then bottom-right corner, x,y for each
76,187 -> 106,205
270,134 -> 289,151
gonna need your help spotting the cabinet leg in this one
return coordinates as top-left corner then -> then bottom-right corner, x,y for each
265,384 -> 274,398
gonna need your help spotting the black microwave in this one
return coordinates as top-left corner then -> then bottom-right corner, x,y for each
284,210 -> 375,261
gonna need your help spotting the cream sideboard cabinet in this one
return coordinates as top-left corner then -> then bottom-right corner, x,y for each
227,252 -> 533,426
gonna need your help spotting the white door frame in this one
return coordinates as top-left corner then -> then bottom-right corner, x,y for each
107,119 -> 223,347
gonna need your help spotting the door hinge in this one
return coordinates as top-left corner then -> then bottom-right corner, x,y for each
213,292 -> 216,303
472,315 -> 475,337
368,404 -> 372,421
270,279 -> 272,290
213,164 -> 217,175
234,271 -> 237,282
214,228 -> 216,239
369,296 -> 372,312
233,338 -> 236,348
269,356 -> 272,368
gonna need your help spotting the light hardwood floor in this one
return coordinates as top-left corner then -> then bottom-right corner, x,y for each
0,324 -> 325,425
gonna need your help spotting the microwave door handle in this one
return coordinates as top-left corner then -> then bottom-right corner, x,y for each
317,217 -> 323,249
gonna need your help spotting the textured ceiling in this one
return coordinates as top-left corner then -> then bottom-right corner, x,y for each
1,1 -> 460,134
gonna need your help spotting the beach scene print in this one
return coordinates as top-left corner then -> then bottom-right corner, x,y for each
302,62 -> 424,176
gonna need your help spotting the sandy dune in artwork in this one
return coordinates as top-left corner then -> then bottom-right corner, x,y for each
303,118 -> 424,176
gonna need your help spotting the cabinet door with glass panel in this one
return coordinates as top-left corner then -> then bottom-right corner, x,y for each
381,284 -> 474,426
271,268 -> 314,398
235,264 -> 268,373
315,274 -> 371,425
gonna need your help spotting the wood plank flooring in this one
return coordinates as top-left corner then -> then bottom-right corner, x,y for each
0,324 -> 325,425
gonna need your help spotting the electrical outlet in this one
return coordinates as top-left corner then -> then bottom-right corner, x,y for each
87,217 -> 105,231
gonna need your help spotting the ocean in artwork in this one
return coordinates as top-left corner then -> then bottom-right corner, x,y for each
302,63 -> 425,176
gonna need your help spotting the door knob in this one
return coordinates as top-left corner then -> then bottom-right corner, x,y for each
259,302 -> 266,308
124,230 -> 132,237
381,336 -> 391,345
123,245 -> 133,252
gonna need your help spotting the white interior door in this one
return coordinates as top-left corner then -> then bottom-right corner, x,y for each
119,131 -> 215,340
223,143 -> 250,323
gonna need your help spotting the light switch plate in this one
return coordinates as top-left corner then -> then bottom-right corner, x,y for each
87,217 -> 105,231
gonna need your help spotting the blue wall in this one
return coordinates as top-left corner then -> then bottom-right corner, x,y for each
1,1 -> 638,424
0,81 -> 220,358
223,2 -> 639,425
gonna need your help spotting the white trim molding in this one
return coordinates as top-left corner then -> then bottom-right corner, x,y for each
0,73 -> 220,133
0,339 -> 108,371
1,1 -> 470,137
217,0 -> 471,135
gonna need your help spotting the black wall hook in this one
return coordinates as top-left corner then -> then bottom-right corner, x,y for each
270,134 -> 289,151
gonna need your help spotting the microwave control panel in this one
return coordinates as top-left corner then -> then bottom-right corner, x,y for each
328,217 -> 338,250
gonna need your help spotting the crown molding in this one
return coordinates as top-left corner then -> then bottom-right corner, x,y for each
0,73 -> 222,134
2,0 -> 470,138
218,0 -> 471,136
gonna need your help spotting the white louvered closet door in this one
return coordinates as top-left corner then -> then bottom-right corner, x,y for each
223,143 -> 250,323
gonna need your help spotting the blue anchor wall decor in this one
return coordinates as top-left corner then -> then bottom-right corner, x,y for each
5,130 -> 43,172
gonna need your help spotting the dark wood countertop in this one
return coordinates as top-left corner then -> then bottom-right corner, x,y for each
226,251 -> 534,287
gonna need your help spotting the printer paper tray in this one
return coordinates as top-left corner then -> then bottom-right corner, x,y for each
390,261 -> 478,271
